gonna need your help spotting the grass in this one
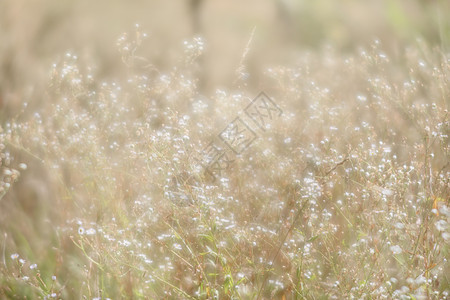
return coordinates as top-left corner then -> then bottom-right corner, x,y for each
0,1 -> 449,299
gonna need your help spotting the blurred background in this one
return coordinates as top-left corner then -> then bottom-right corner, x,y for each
0,0 -> 449,117
0,1 -> 449,298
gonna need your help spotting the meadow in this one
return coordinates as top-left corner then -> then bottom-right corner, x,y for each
0,0 -> 449,299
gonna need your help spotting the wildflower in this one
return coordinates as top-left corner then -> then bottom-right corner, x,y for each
86,228 -> 96,235
30,263 -> 37,269
390,245 -> 402,255
381,188 -> 393,196
394,223 -> 404,230
435,220 -> 447,232
10,253 -> 19,260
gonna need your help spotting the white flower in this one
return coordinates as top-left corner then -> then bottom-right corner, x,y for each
10,253 -> 19,260
390,245 -> 402,255
435,220 -> 447,232
30,263 -> 37,269
415,275 -> 426,285
86,228 -> 96,235
439,205 -> 449,217
394,223 -> 404,229
442,232 -> 450,241
381,188 -> 393,196
78,227 -> 85,235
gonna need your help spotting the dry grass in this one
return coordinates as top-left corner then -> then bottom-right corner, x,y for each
0,0 -> 449,299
